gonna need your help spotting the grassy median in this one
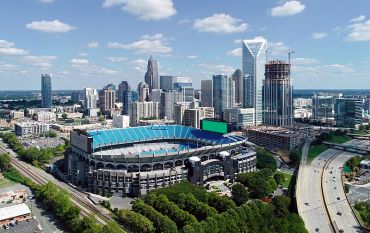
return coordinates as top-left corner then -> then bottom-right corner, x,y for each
307,144 -> 329,163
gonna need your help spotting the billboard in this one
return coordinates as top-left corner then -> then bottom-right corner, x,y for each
201,119 -> 228,134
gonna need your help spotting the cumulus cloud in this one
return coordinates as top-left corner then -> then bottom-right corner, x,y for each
0,39 -> 28,55
187,55 -> 198,59
346,19 -> 370,41
271,1 -> 305,17
107,34 -> 172,54
350,15 -> 366,23
107,56 -> 128,62
130,59 -> 147,72
291,57 -> 320,65
193,14 -> 247,34
312,32 -> 328,39
26,20 -> 75,33
87,41 -> 99,48
199,63 -> 236,75
70,58 -> 89,65
226,48 -> 242,57
102,0 -> 176,20
22,55 -> 57,69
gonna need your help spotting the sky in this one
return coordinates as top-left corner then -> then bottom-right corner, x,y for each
0,0 -> 370,90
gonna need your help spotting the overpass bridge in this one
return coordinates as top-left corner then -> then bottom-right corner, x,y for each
323,141 -> 370,155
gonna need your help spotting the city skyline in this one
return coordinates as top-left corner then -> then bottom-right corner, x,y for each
0,0 -> 370,90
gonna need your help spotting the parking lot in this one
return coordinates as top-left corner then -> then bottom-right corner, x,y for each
0,219 -> 40,233
21,137 -> 64,149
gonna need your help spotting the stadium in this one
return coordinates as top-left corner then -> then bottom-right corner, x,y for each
67,125 -> 256,196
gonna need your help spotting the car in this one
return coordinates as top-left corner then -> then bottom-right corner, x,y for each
337,211 -> 342,216
339,229 -> 344,233
3,225 -> 9,230
337,197 -> 340,200
315,228 -> 320,232
334,187 -> 337,189
305,202 -> 310,206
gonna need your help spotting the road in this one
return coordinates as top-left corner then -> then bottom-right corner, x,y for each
297,147 -> 338,233
322,151 -> 362,232
0,140 -> 112,225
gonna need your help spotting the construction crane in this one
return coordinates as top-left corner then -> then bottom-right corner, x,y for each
286,50 -> 295,64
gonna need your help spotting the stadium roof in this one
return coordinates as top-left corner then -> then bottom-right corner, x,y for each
88,125 -> 245,150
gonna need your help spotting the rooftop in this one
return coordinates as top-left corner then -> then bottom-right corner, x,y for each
0,203 -> 31,221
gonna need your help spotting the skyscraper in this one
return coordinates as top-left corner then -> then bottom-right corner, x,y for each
263,60 -> 293,126
160,76 -> 192,91
144,56 -> 158,92
212,75 -> 235,119
232,69 -> 243,105
84,87 -> 98,112
118,81 -> 130,102
137,81 -> 150,102
160,91 -> 183,120
99,86 -> 116,115
334,98 -> 363,128
122,90 -> 139,115
130,101 -> 160,126
201,80 -> 213,107
242,38 -> 267,125
41,74 -> 52,108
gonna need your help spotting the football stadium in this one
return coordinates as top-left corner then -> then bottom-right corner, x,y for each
67,125 -> 256,196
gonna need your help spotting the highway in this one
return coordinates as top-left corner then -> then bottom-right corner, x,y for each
0,140 -> 111,225
322,151 -> 362,232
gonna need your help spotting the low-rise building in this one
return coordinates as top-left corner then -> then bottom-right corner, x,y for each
0,203 -> 31,226
14,122 -> 50,136
37,111 -> 56,122
246,126 -> 304,151
223,108 -> 254,130
0,190 -> 27,204
11,111 -> 24,120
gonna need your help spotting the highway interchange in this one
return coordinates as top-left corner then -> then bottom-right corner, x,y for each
297,140 -> 362,233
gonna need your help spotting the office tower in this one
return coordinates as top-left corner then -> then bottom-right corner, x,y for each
160,76 -> 192,91
104,83 -> 116,91
232,69 -> 243,105
130,101 -> 160,126
223,108 -> 255,130
41,74 -> 52,108
242,38 -> 267,125
71,91 -> 83,103
194,90 -> 201,100
334,98 -> 363,128
212,75 -> 235,119
174,102 -> 191,125
122,90 -> 139,115
183,107 -> 214,129
84,87 -> 98,112
312,93 -> 335,121
263,60 -> 293,127
181,86 -> 194,102
99,86 -> 116,114
118,81 -> 130,102
137,81 -> 150,102
201,80 -> 213,107
160,91 -> 183,120
144,56 -> 158,92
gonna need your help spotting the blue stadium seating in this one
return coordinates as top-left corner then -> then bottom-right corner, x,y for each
89,125 -> 245,149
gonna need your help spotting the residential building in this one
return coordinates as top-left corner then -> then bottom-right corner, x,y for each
99,87 -> 115,115
242,38 -> 267,125
137,81 -> 150,102
130,101 -> 160,126
223,108 -> 255,130
334,98 -> 363,128
84,88 -> 98,112
174,102 -> 191,125
160,91 -> 183,120
293,98 -> 312,108
37,111 -> 56,122
263,60 -> 293,127
144,56 -> 158,92
112,115 -> 130,128
14,122 -> 50,136
71,91 -> 83,103
41,74 -> 52,108
201,80 -> 212,107
212,75 -> 235,119
183,107 -> 214,129
11,111 -> 24,119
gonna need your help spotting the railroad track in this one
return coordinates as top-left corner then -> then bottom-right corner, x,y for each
0,143 -> 111,224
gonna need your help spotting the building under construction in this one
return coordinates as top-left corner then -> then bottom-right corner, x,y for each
263,60 -> 293,127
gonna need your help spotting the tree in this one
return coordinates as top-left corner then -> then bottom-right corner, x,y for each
231,183 -> 248,206
274,172 -> 286,185
0,153 -> 11,172
117,209 -> 154,233
272,196 -> 291,217
62,113 -> 68,120
256,148 -> 277,171
289,150 -> 300,164
102,221 -> 125,233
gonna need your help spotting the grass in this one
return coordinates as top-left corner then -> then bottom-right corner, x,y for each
328,134 -> 352,144
0,177 -> 14,188
307,144 -> 329,163
281,173 -> 293,189
353,130 -> 368,135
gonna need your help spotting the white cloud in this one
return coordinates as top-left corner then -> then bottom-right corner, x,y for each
130,59 -> 147,72
102,0 -> 176,20
78,52 -> 89,57
0,40 -> 28,55
291,57 -> 320,65
22,55 -> 57,69
107,56 -> 128,62
70,58 -> 89,65
199,63 -> 236,75
26,20 -> 75,33
346,19 -> 370,41
271,1 -> 305,17
193,14 -> 247,34
187,55 -> 198,59
233,39 -> 242,44
107,34 -> 172,54
0,62 -> 17,71
269,41 -> 291,55
226,48 -> 242,57
87,41 -> 99,48
350,15 -> 366,23
312,32 -> 328,39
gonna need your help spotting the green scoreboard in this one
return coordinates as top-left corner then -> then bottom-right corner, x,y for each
201,119 -> 228,134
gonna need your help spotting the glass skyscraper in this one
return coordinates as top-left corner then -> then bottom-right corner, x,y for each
41,74 -> 52,108
242,38 -> 267,125
212,75 -> 235,119
144,56 -> 158,92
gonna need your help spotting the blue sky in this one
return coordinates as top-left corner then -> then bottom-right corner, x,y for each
0,0 -> 369,90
